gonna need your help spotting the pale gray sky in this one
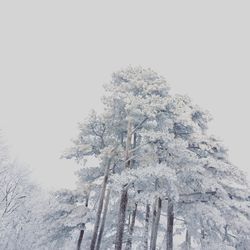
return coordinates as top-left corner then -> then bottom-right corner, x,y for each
0,1 -> 249,189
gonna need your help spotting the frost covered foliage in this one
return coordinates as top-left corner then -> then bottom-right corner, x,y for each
62,67 -> 250,250
0,136 -> 52,250
1,66 -> 249,250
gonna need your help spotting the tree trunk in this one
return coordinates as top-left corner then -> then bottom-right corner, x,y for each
166,198 -> 174,250
125,203 -> 138,250
150,197 -> 162,250
77,195 -> 89,250
124,131 -> 137,250
90,159 -> 111,250
115,185 -> 129,250
150,199 -> 157,250
150,179 -> 159,250
200,227 -> 205,249
115,119 -> 132,250
185,229 -> 191,250
85,194 -> 89,207
131,132 -> 136,167
143,204 -> 150,250
95,188 -> 111,250
125,119 -> 132,169
223,224 -> 230,243
77,230 -> 84,250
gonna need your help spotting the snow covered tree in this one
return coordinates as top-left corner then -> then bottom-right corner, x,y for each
64,66 -> 250,250
0,135 -> 52,250
43,187 -> 89,249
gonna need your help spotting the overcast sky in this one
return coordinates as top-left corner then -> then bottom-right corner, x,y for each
0,1 -> 249,189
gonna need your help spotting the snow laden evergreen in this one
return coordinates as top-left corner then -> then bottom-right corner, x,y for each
62,67 -> 250,250
1,67 -> 248,249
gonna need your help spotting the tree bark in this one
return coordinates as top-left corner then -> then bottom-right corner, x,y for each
95,188 -> 111,250
90,159 -> 111,250
143,204 -> 150,250
131,132 -> 136,167
150,199 -> 157,250
125,203 -> 137,250
166,198 -> 174,250
124,131 -> 138,250
85,194 -> 89,207
115,119 -> 132,250
150,197 -> 162,250
125,119 -> 132,169
185,229 -> 191,250
200,227 -> 205,249
115,185 -> 129,250
77,195 -> 89,250
77,230 -> 84,250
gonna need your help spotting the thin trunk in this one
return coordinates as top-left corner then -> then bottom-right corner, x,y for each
166,198 -> 174,250
95,189 -> 111,250
125,119 -> 132,169
185,229 -> 191,250
124,131 -> 137,250
90,159 -> 111,250
121,131 -> 124,146
200,227 -> 205,249
131,132 -> 136,167
223,224 -> 230,243
85,194 -> 89,207
128,213 -> 131,227
199,218 -> 206,249
115,119 -> 132,250
77,195 -> 89,250
125,203 -> 138,250
115,185 -> 129,250
150,199 -> 157,250
77,230 -> 84,250
143,204 -> 150,250
150,197 -> 162,250
201,229 -> 205,240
